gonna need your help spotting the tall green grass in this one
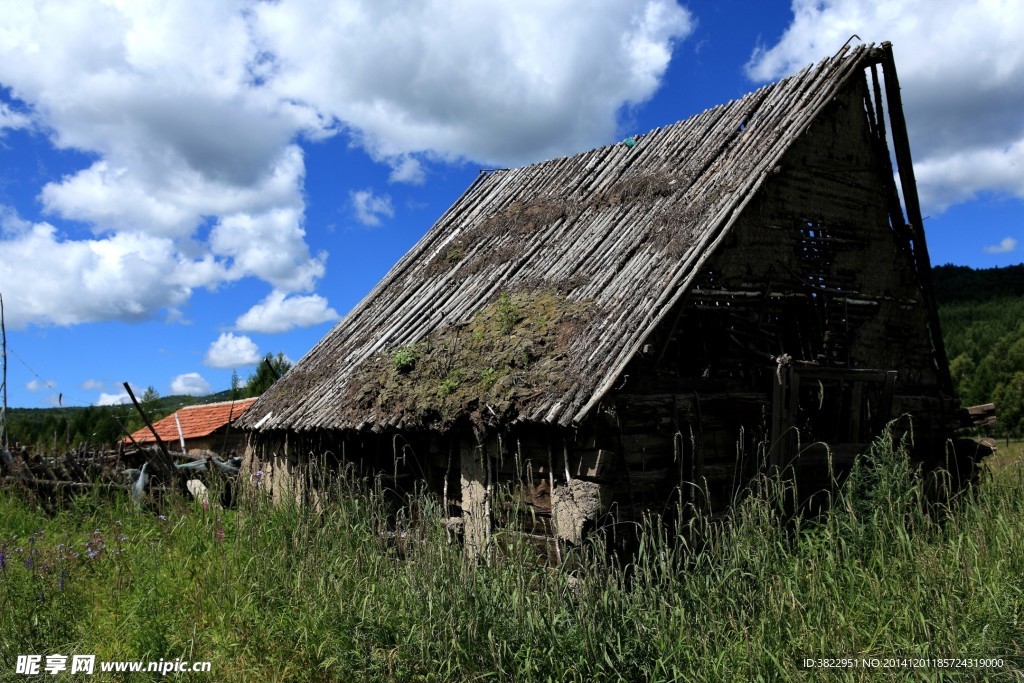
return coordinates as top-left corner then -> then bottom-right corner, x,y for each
1,434 -> 1022,681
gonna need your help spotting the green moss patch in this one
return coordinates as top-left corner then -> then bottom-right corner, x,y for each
343,290 -> 596,429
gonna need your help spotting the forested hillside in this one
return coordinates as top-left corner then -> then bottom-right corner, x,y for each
5,391 -> 235,451
933,264 -> 1024,436
3,353 -> 291,451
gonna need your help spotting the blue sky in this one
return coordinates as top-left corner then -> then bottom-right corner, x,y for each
0,0 -> 1021,409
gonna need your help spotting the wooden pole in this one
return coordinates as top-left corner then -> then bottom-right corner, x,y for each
174,412 -> 188,455
1,292 -> 7,450
263,356 -> 281,381
879,42 -> 954,396
113,414 -> 145,452
123,382 -> 176,475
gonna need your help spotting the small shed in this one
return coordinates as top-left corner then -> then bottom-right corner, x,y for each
126,398 -> 257,457
238,44 -> 967,551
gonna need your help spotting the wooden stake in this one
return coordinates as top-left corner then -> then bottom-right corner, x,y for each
123,382 -> 176,475
174,412 -> 188,455
1,292 -> 7,450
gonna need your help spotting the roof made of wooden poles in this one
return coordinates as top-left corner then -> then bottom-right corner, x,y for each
239,43 -> 893,434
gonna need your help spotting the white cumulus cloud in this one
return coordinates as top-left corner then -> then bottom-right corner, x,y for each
388,156 -> 426,185
0,209 -> 205,328
236,289 -> 340,334
93,381 -> 142,406
0,0 -> 693,328
745,0 -> 1024,214
0,101 -> 30,133
170,372 -> 212,396
983,236 -> 1018,254
96,391 -> 131,406
204,332 -> 260,368
209,203 -> 326,292
350,189 -> 395,227
253,0 -> 694,166
26,378 -> 55,393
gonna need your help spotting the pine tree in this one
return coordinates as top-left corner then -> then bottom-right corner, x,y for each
246,353 -> 292,397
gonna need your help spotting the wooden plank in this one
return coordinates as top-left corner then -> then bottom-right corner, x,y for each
565,448 -> 617,478
960,403 -> 997,427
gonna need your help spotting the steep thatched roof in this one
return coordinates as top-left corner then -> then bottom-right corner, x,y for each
240,43 -> 897,434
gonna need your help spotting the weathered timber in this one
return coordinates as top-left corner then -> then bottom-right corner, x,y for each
123,382 -> 176,476
961,403 -> 997,428
241,43 -> 971,556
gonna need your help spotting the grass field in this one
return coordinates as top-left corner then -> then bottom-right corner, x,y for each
1,433 -> 1023,681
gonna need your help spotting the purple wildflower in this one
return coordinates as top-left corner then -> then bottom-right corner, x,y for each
59,568 -> 66,591
84,530 -> 105,560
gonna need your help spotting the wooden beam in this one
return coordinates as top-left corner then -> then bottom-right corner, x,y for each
879,42 -> 954,396
123,382 -> 176,476
960,403 -> 997,428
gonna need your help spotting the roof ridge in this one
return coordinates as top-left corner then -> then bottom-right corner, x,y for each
178,397 -> 258,411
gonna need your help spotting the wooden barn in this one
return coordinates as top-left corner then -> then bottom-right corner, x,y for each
238,43 -> 969,551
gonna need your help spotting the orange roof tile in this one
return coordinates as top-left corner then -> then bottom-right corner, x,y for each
125,398 -> 258,445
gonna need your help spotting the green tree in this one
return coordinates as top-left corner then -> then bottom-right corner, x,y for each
92,409 -> 123,447
246,353 -> 292,397
141,385 -> 161,403
992,372 -> 1024,437
948,353 -> 976,403
70,406 -> 96,445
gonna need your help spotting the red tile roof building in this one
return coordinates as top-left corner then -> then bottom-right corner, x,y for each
125,398 -> 257,456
